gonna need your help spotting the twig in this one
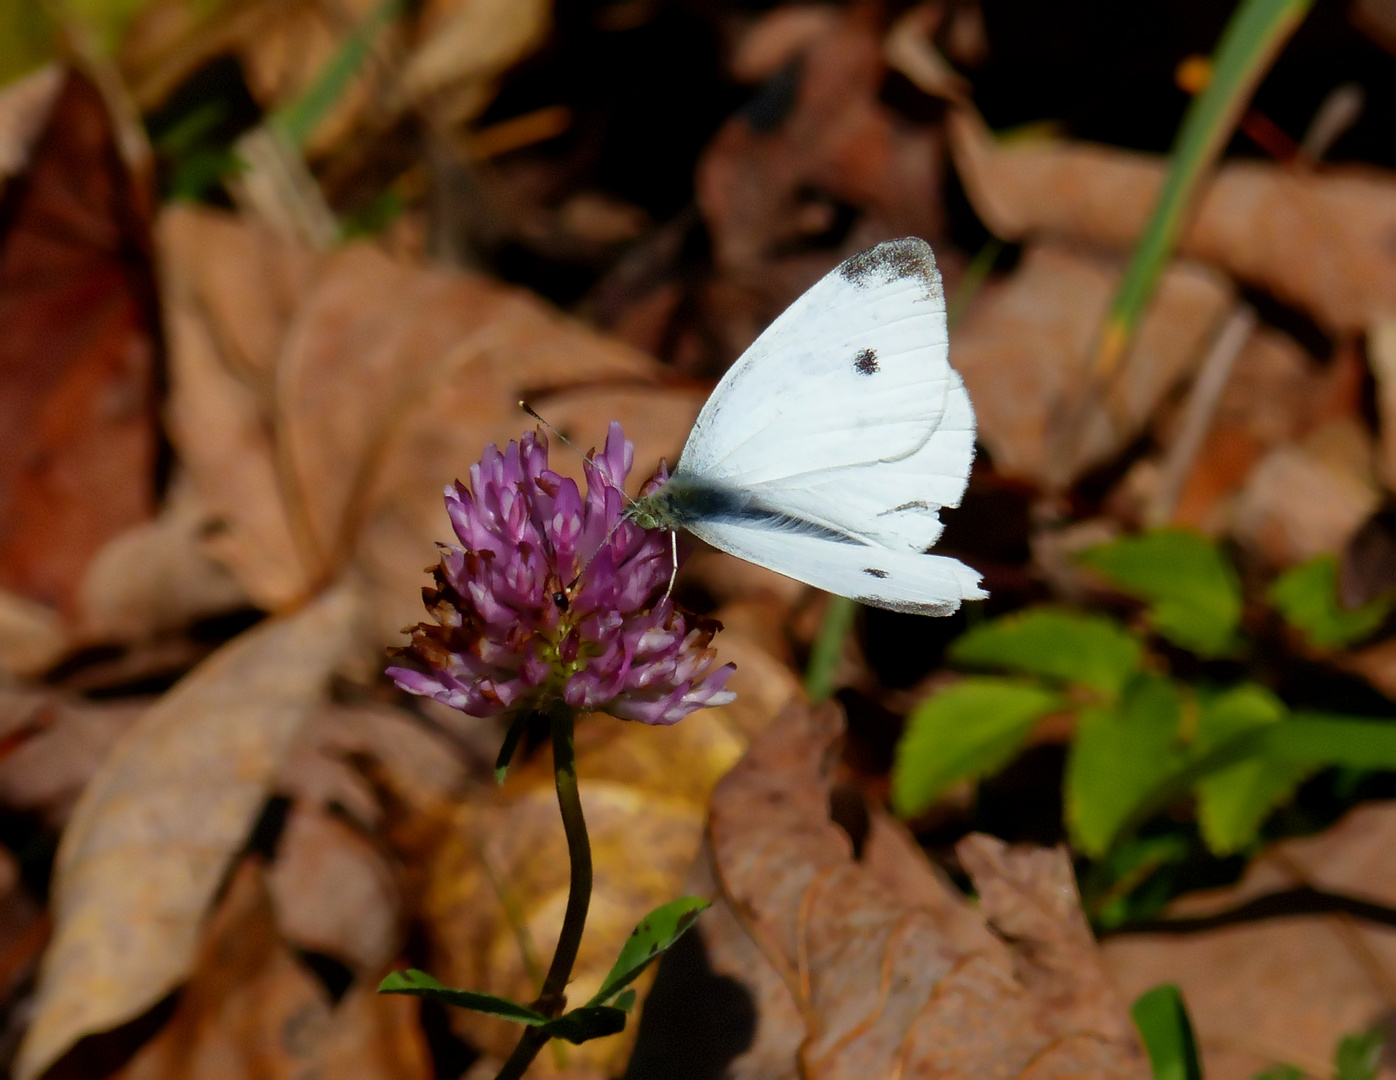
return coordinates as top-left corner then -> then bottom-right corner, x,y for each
1145,304 -> 1255,527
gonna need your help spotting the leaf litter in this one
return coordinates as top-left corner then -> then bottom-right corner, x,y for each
2,4 -> 1396,1080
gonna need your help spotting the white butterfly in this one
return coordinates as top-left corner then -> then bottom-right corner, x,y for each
632,237 -> 986,616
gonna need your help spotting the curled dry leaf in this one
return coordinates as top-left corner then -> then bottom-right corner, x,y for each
0,70 -> 159,617
158,206 -> 705,647
1104,800 -> 1396,1080
113,859 -> 429,1080
420,622 -> 795,1074
948,108 -> 1396,332
15,585 -> 360,1080
699,701 -> 1148,1080
950,244 -> 1232,485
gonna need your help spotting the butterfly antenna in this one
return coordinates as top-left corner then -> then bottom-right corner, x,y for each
518,400 -> 641,510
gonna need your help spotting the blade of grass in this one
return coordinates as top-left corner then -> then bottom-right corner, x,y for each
267,0 -> 402,150
1095,0 -> 1313,377
804,594 -> 857,702
1132,984 -> 1203,1080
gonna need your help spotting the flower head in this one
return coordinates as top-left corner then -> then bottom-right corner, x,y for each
388,422 -> 736,725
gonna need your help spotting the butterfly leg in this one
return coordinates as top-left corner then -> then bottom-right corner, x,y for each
664,530 -> 678,600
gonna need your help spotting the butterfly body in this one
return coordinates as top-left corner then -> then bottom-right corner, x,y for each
632,237 -> 986,617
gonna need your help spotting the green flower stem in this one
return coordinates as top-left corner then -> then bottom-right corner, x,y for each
495,704 -> 592,1080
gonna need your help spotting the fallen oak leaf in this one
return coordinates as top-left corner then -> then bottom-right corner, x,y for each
15,584 -> 361,1080
701,700 -> 1150,1080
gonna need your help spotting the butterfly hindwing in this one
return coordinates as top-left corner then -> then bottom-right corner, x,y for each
676,238 -> 951,487
686,518 -> 985,616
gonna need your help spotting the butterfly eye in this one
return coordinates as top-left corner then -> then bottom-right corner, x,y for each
553,590 -> 570,612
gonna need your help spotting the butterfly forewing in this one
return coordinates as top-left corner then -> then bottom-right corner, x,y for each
676,238 -> 951,487
741,372 -> 976,552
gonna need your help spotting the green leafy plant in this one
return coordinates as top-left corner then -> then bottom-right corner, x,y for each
1268,556 -> 1392,651
892,529 -> 1396,896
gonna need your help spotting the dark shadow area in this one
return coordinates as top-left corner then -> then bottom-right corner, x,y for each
623,929 -> 756,1080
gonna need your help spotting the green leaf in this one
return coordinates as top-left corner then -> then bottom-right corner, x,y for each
950,608 -> 1144,697
1131,984 -> 1202,1080
540,1006 -> 629,1044
377,970 -> 546,1025
611,989 -> 637,1013
1334,1024 -> 1386,1080
1067,674 -> 1189,856
587,897 -> 709,1008
1192,685 -> 1310,854
1079,530 -> 1242,657
1269,556 -> 1391,650
1096,0 -> 1313,372
1252,1067 -> 1303,1080
891,677 -> 1064,817
1263,714 -> 1396,770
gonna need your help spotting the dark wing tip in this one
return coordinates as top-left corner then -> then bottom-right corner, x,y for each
837,238 -> 942,304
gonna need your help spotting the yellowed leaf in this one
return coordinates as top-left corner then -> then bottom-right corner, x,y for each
15,584 -> 360,1080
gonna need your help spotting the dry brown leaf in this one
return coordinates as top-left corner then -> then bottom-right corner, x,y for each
701,701 -> 1148,1080
15,584 -> 360,1080
1104,800 -> 1396,1080
265,803 -> 401,976
114,858 -> 429,1080
158,206 -> 705,646
0,70 -> 159,617
0,688 -> 146,829
76,476 -> 250,644
1166,327 -> 1323,531
0,588 -> 67,677
1230,420 -> 1381,567
948,107 -> 1396,332
0,64 -> 63,182
403,0 -> 550,124
695,3 -> 947,364
951,244 -> 1232,485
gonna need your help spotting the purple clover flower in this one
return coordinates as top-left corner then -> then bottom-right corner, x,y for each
388,422 -> 736,725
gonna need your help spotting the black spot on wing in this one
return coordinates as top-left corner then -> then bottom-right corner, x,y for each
853,347 -> 878,375
838,238 -> 943,303
863,567 -> 889,579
